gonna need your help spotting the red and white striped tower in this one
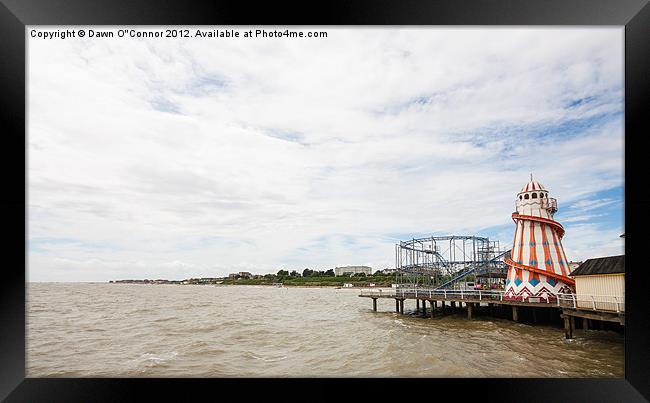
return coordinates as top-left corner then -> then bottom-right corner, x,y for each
504,175 -> 575,301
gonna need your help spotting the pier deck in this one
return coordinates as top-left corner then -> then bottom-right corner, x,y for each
359,287 -> 625,339
360,288 -> 559,308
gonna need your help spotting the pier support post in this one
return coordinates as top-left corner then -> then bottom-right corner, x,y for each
564,316 -> 574,339
441,301 -> 445,313
434,301 -> 438,308
416,299 -> 420,310
395,299 -> 399,313
422,300 -> 426,316
512,306 -> 519,322
372,298 -> 377,312
451,301 -> 456,310
399,299 -> 404,315
570,316 -> 576,334
582,318 -> 589,331
430,301 -> 435,318
532,308 -> 537,324
467,303 -> 473,320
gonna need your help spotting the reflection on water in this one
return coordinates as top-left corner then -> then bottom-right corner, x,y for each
27,283 -> 624,377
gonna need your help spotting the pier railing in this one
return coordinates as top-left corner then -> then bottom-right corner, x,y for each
555,292 -> 625,313
359,287 -> 624,313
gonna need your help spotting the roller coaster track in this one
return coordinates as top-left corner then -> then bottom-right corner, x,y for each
398,246 -> 451,273
436,248 -> 511,289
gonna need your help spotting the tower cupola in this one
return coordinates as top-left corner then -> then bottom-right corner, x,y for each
515,175 -> 557,217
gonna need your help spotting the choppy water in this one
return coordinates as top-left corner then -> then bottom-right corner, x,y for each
27,283 -> 624,377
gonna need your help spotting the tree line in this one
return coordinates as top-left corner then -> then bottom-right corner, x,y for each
275,268 -> 336,277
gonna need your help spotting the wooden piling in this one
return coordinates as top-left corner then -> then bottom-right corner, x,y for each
430,301 -> 435,318
532,308 -> 537,323
395,299 -> 399,313
512,306 -> 519,322
570,316 -> 576,334
467,303 -> 473,320
416,299 -> 420,310
583,318 -> 589,331
399,299 -> 404,315
564,316 -> 574,339
422,300 -> 426,316
372,298 -> 377,312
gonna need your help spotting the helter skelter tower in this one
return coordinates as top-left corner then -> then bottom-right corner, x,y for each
503,175 -> 575,300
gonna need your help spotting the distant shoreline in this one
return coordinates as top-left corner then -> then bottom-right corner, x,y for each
27,282 -> 391,289
107,282 -> 388,289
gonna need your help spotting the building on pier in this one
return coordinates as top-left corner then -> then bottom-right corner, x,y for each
569,255 -> 625,312
504,176 -> 575,301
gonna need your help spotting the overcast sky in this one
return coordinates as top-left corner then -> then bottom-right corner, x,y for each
27,27 -> 624,282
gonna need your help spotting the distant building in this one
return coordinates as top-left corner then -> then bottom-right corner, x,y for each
568,261 -> 583,272
198,277 -> 219,284
335,265 -> 372,276
569,255 -> 624,312
238,271 -> 252,278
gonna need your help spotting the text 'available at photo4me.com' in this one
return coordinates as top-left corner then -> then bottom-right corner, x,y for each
29,27 -> 330,40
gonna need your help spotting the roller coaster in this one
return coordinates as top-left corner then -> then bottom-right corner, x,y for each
394,235 -> 511,289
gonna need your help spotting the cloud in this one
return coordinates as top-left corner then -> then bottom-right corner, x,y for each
27,27 -> 624,281
570,198 -> 617,211
561,224 -> 624,262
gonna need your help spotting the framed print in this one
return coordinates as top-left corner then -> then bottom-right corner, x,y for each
1,0 -> 649,401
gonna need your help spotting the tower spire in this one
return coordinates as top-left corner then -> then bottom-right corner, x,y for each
530,173 -> 533,182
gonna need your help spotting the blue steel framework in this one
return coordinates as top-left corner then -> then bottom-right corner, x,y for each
395,235 -> 510,288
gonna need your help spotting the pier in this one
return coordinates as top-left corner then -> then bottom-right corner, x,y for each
359,287 -> 624,339
361,178 -> 625,340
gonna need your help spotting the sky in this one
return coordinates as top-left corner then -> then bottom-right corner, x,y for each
27,27 -> 624,282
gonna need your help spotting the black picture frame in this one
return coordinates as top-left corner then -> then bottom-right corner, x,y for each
1,0 -> 648,401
